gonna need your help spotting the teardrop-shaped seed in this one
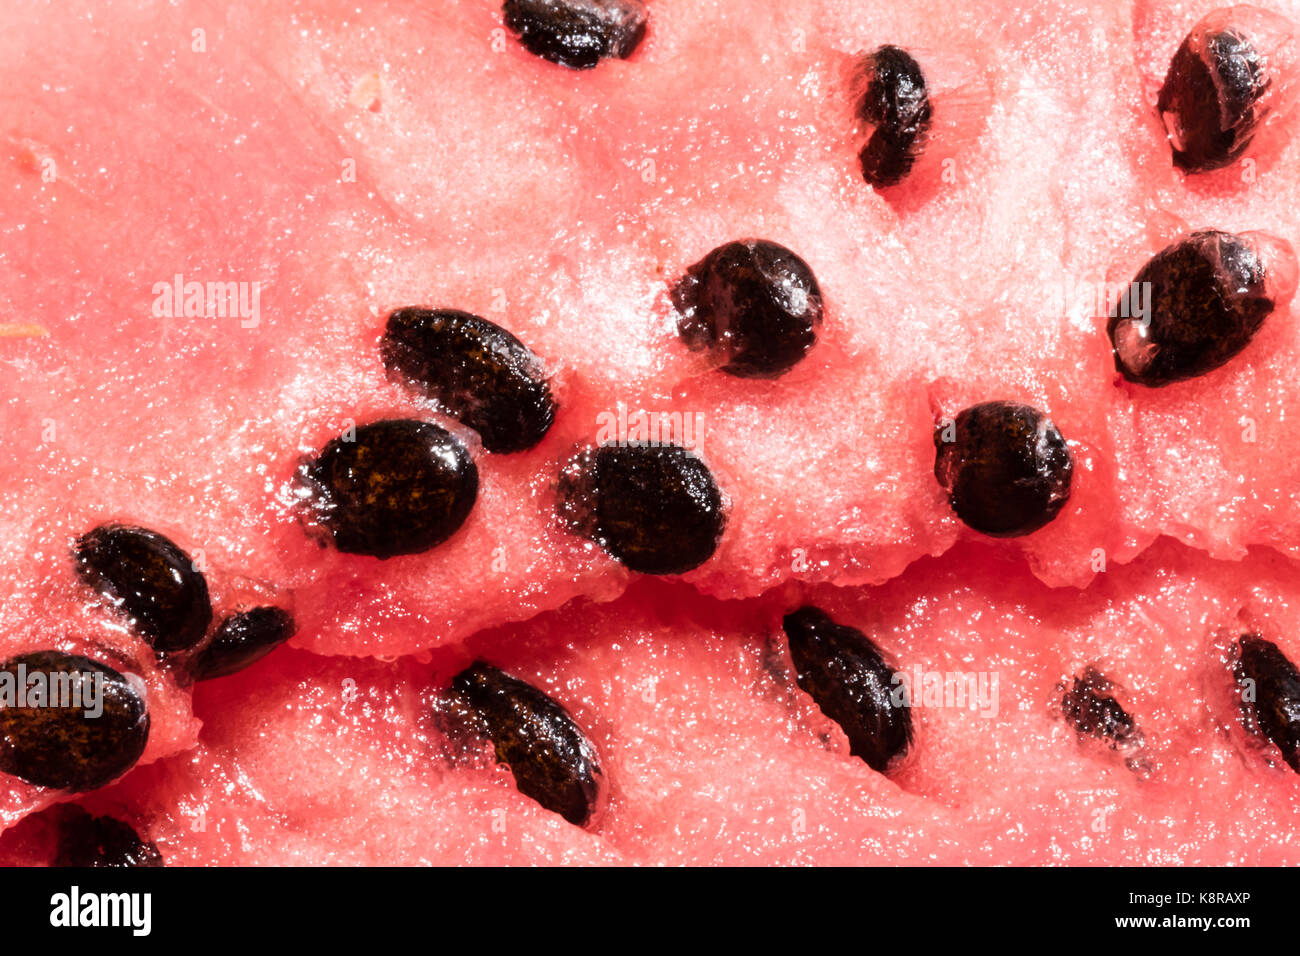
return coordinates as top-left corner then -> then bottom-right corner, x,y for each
449,660 -> 602,826
782,606 -> 911,773
1235,634 -> 1300,772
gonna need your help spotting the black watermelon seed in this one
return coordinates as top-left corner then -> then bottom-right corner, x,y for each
857,45 -> 933,187
1234,634 -> 1300,773
74,525 -> 212,655
503,0 -> 647,70
557,442 -> 725,575
0,651 -> 149,792
1061,668 -> 1139,748
54,806 -> 162,867
1108,230 -> 1283,387
933,401 -> 1073,537
450,660 -> 602,826
301,419 -> 478,559
782,606 -> 911,773
671,239 -> 824,378
189,606 -> 296,682
382,307 -> 557,454
1157,22 -> 1269,172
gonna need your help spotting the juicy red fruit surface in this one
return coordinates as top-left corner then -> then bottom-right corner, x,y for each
1,0 -> 1300,866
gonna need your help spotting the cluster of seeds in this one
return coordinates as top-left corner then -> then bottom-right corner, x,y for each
0,523 -> 295,853
8,0 -> 1300,856
70,526 -> 296,681
438,1 -> 1300,822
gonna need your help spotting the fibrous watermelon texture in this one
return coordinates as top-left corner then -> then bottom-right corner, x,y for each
2,0 -> 1300,865
3,537 -> 1295,866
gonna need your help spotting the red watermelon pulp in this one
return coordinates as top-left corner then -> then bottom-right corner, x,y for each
2,0 -> 1300,866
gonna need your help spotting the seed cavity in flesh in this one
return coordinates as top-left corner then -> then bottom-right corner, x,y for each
1108,229 -> 1297,387
54,806 -> 163,867
782,606 -> 912,773
449,660 -> 602,826
856,44 -> 933,187
1234,634 -> 1300,773
1061,669 -> 1139,746
74,525 -> 213,655
672,239 -> 824,379
299,419 -> 478,559
1059,667 -> 1151,774
933,401 -> 1074,537
189,606 -> 296,682
1060,669 -> 1151,774
382,307 -> 557,454
558,442 -> 725,574
503,0 -> 647,70
0,651 -> 149,792
1157,10 -> 1278,172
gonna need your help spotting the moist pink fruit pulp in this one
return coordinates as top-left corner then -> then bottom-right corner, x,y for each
0,0 -> 1299,863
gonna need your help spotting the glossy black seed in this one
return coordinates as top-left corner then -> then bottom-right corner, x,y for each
672,239 -> 824,378
1108,230 -> 1276,387
782,606 -> 911,773
189,606 -> 296,682
503,0 -> 647,70
857,45 -> 933,187
1234,634 -> 1300,773
301,419 -> 478,559
1061,669 -> 1138,748
382,307 -> 557,454
933,401 -> 1073,537
74,525 -> 212,655
1158,26 -> 1269,172
450,660 -> 602,826
557,443 -> 725,574
0,651 -> 149,792
54,806 -> 163,867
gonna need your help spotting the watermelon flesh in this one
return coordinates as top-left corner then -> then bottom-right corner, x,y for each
3,536 -> 1293,866
2,0 -> 1300,864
